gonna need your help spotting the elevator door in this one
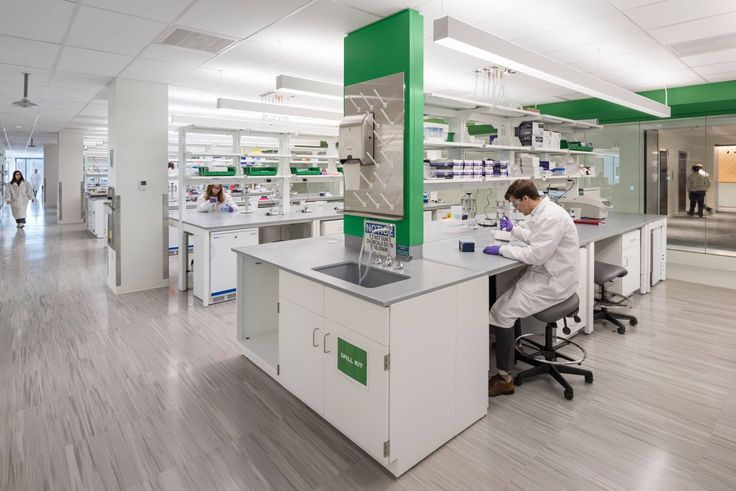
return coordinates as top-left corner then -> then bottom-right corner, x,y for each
678,151 -> 688,213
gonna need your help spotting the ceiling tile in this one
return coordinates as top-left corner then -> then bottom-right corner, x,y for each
248,0 -> 378,57
606,0 -> 663,8
649,10 -> 736,45
50,72 -> 112,92
66,6 -> 167,56
178,0 -> 311,40
44,86 -> 100,103
0,0 -> 75,43
81,0 -> 192,23
56,47 -> 133,77
0,65 -> 53,91
337,0 -> 423,17
38,99 -> 87,112
704,71 -> 736,83
476,0 -> 618,42
692,61 -> 736,77
418,0 -> 546,39
680,47 -> 736,68
206,40 -> 284,72
516,13 -> 641,54
120,58 -> 192,83
0,36 -> 61,70
589,57 -> 687,81
572,46 -> 675,73
624,0 -> 736,30
548,32 -> 659,66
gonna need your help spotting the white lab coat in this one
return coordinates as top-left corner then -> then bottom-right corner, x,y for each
196,192 -> 239,213
4,180 -> 35,220
490,197 -> 580,328
30,172 -> 41,192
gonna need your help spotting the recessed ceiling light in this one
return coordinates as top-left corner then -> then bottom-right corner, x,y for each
15,125 -> 22,129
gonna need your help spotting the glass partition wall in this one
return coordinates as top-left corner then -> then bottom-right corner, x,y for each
588,116 -> 736,258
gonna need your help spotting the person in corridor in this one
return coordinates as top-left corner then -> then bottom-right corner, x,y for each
4,170 -> 35,229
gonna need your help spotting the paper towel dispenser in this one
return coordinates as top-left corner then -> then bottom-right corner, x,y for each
339,113 -> 374,165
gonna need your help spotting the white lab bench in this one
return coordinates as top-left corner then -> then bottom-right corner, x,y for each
230,211 -> 666,476
85,195 -> 108,239
233,237 -> 489,477
173,207 -> 344,306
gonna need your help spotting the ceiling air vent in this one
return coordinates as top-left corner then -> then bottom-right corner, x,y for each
160,27 -> 236,54
670,32 -> 736,57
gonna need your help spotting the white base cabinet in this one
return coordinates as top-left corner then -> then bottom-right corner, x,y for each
276,270 -> 488,476
596,229 -> 641,297
194,229 -> 258,302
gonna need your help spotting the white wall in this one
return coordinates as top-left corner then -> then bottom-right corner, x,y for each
107,78 -> 168,294
57,131 -> 84,223
668,250 -> 736,290
44,144 -> 58,207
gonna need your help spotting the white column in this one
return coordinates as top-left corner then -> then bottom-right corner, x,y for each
107,78 -> 168,294
43,143 -> 59,208
57,131 -> 84,223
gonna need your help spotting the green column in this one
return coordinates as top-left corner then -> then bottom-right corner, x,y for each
343,9 -> 424,252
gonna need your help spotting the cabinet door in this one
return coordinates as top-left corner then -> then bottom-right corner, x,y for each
622,246 -> 641,296
651,227 -> 662,285
323,320 -> 389,463
278,299 -> 324,414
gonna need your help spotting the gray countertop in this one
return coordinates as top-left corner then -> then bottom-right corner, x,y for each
232,212 -> 665,306
233,236 -> 487,307
172,207 -> 343,232
575,212 -> 666,245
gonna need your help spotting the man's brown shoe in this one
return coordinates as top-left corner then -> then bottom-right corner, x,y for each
489,374 -> 515,397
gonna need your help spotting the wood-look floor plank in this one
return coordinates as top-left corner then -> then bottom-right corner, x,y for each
2,206 -> 736,490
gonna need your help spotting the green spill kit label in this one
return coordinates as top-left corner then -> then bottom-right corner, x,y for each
337,338 -> 367,386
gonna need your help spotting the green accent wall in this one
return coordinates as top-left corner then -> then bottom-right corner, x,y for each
343,9 -> 424,248
533,80 -> 736,125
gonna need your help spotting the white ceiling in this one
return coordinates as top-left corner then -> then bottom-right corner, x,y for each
1,0 -> 736,151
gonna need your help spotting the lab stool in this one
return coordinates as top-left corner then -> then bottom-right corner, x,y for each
594,261 -> 638,335
514,293 -> 593,401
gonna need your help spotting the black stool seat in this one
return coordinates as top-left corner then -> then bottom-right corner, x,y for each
594,261 -> 638,334
514,293 -> 592,400
533,294 -> 579,323
594,261 -> 627,285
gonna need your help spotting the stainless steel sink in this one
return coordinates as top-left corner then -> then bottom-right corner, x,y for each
313,261 -> 409,288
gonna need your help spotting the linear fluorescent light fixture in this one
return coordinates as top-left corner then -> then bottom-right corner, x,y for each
276,75 -> 342,101
433,16 -> 671,118
217,97 -> 342,121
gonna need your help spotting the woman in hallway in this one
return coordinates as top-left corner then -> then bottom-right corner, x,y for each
4,170 -> 35,229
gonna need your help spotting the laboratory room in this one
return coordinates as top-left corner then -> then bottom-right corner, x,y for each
2,1 -> 736,490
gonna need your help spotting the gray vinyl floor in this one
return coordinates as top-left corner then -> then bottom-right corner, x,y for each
2,202 -> 736,491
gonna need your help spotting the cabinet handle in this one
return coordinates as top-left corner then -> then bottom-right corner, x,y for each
323,333 -> 330,353
624,257 -> 629,267
312,328 -> 319,348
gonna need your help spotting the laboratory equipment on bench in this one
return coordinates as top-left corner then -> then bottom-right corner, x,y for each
240,186 -> 254,214
559,196 -> 611,220
494,200 -> 512,241
460,192 -> 477,227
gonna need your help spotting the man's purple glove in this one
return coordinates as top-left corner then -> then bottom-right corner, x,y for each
209,196 -> 217,204
483,245 -> 502,256
499,215 -> 513,232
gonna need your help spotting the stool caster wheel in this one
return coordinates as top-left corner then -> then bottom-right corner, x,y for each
585,374 -> 593,384
629,318 -> 638,326
514,377 -> 522,386
564,389 -> 574,401
617,326 -> 626,335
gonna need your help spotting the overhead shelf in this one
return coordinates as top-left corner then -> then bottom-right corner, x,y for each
424,140 -> 606,156
423,93 -> 602,130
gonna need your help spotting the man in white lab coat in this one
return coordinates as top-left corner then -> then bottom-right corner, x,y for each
30,169 -> 42,198
483,179 -> 580,397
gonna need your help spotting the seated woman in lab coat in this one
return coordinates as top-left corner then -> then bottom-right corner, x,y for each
196,184 -> 238,213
